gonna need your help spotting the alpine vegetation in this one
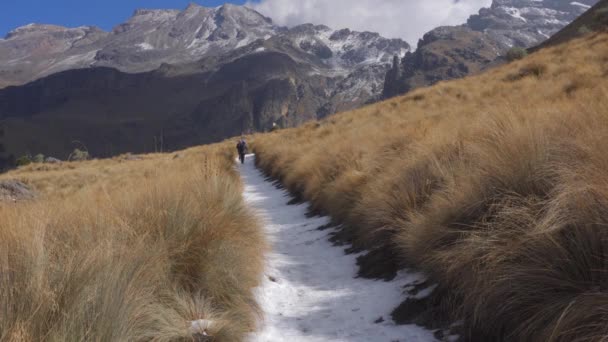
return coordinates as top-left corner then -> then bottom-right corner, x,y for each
0,143 -> 265,341
252,31 -> 608,341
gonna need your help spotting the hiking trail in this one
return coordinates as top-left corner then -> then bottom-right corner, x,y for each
240,155 -> 437,342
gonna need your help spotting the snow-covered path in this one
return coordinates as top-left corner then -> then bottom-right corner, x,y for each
240,155 -> 436,342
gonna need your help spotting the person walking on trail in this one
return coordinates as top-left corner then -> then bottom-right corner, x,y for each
236,139 -> 248,164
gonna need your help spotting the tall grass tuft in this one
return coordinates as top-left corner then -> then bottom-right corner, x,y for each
253,32 -> 608,340
0,143 -> 265,341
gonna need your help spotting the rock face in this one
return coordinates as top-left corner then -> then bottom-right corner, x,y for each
0,4 -> 409,159
468,0 -> 598,49
382,0 -> 598,98
0,4 -> 408,93
384,26 -> 502,96
0,180 -> 35,202
533,0 -> 608,51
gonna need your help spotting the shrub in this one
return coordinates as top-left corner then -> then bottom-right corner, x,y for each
32,154 -> 45,163
69,148 -> 90,161
506,47 -> 528,61
0,143 -> 265,341
578,25 -> 592,35
504,62 -> 547,81
16,155 -> 32,166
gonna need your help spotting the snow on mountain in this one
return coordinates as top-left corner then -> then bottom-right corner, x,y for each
467,0 -> 599,48
0,3 -> 409,106
381,0 -> 598,99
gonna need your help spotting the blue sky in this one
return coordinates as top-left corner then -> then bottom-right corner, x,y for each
0,1 -> 246,37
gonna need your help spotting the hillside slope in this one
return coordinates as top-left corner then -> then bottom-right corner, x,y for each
253,31 -> 608,341
0,142 -> 266,341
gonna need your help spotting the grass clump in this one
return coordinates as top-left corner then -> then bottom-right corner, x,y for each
252,32 -> 608,340
506,46 -> 528,61
69,148 -> 90,161
504,62 -> 548,81
15,155 -> 32,166
0,143 -> 265,341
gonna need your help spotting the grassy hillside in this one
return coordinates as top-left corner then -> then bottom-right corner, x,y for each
253,31 -> 608,341
0,144 -> 265,341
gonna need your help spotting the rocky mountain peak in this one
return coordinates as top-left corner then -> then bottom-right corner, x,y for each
467,0 -> 598,48
4,24 -> 100,40
130,8 -> 181,22
0,2 -> 411,113
382,0 -> 598,99
216,4 -> 275,31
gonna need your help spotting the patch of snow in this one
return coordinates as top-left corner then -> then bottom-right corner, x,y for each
412,284 -> 439,300
570,2 -> 591,9
255,47 -> 266,53
504,7 -> 528,22
189,319 -> 213,336
137,42 -> 154,51
130,9 -> 180,24
236,37 -> 254,49
537,29 -> 550,38
240,155 -> 436,342
30,48 -> 98,79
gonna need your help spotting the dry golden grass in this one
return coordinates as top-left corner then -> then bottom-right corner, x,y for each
253,32 -> 608,340
0,142 -> 265,341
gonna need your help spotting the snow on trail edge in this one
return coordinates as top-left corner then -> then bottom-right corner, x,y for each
240,155 -> 436,342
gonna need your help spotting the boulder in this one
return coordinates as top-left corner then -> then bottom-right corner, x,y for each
45,157 -> 62,164
0,180 -> 35,202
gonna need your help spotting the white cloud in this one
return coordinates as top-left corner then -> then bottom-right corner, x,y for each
245,0 -> 492,46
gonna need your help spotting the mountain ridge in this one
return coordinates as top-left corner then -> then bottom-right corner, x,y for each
0,3 -> 409,160
382,0 -> 599,98
0,3 -> 408,89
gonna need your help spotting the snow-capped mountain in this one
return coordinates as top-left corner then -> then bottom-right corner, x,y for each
467,0 -> 598,48
0,3 -> 409,158
382,0 -> 598,98
0,3 -> 408,101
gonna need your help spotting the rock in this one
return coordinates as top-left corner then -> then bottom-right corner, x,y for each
0,180 -> 35,202
44,157 -> 61,164
123,153 -> 142,161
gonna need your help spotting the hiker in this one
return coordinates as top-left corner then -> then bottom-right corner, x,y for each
236,139 -> 247,164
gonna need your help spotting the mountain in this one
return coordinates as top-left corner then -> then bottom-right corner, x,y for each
0,4 -> 409,160
532,0 -> 608,50
383,0 -> 598,98
0,4 -> 273,87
